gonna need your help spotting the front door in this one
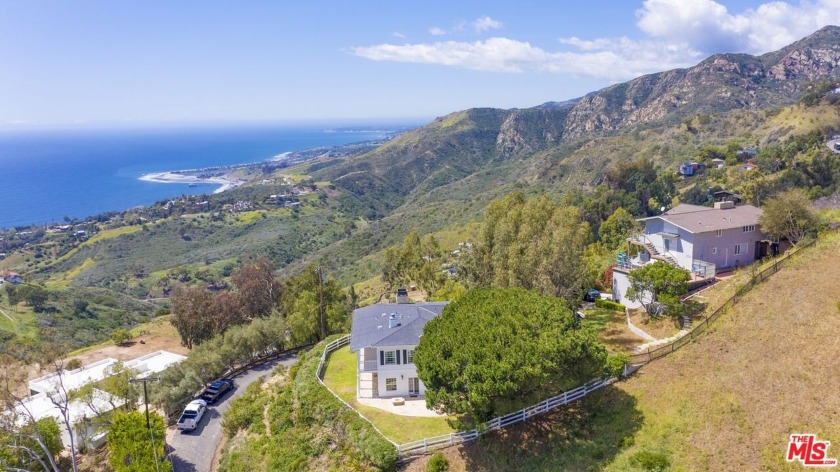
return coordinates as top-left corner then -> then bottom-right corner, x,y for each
408,377 -> 420,396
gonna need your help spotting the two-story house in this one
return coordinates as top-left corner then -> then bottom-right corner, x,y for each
349,301 -> 447,399
613,202 -> 772,307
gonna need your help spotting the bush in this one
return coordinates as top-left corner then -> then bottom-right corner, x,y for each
218,337 -> 398,472
595,298 -> 626,311
110,328 -> 132,345
427,452 -> 449,472
629,450 -> 670,471
222,378 -> 268,437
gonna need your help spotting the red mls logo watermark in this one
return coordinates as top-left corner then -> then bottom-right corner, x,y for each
787,434 -> 838,467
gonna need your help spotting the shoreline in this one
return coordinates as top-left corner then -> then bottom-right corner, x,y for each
138,171 -> 241,194
136,132 -> 402,196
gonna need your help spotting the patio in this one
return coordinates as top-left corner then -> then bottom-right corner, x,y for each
356,396 -> 445,417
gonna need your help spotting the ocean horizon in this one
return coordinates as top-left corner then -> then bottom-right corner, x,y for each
0,123 -> 412,229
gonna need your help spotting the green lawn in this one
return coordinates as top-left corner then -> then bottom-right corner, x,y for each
581,307 -> 646,353
322,346 -> 457,444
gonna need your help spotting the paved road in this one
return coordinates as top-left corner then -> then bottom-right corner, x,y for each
168,352 -> 300,472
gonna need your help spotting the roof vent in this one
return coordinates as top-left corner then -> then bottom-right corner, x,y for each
388,313 -> 401,329
715,201 -> 735,210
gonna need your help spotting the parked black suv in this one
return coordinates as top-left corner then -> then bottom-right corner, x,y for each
582,288 -> 601,302
199,378 -> 234,404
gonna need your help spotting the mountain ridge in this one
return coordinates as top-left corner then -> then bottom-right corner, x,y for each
315,25 -> 840,204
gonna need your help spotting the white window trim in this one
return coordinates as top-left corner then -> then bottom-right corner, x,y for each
406,349 -> 415,364
385,378 -> 397,391
384,350 -> 396,365
715,229 -> 723,237
712,247 -> 717,255
742,225 -> 755,232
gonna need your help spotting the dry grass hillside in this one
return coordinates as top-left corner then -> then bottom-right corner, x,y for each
405,233 -> 840,471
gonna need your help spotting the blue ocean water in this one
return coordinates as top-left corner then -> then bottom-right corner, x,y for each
0,124 -> 400,229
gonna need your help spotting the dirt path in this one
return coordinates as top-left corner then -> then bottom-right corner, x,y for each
0,306 -> 13,323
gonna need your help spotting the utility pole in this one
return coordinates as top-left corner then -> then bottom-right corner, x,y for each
129,377 -> 161,430
129,377 -> 162,472
316,266 -> 325,340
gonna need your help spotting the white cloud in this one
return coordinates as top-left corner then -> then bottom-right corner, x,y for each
636,0 -> 840,54
392,32 -> 406,39
473,16 -> 503,33
429,27 -> 446,36
351,1 -> 840,81
350,36 -> 699,80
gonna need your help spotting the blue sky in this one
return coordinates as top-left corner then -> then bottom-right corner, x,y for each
1,0 -> 838,128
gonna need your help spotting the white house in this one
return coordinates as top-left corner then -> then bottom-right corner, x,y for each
613,202 -> 771,307
349,301 -> 447,399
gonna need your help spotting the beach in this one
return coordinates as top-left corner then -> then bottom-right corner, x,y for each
139,171 -> 242,194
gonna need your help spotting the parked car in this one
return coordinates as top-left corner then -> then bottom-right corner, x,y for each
583,288 -> 601,302
200,379 -> 235,404
176,399 -> 207,432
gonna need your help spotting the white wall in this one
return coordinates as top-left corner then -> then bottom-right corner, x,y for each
612,269 -> 643,309
373,345 -> 425,398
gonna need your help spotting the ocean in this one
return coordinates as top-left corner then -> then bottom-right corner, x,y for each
0,124 -> 405,229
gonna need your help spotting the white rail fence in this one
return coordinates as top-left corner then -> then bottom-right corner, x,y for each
315,333 -> 615,461
396,377 -> 614,459
315,334 -> 398,447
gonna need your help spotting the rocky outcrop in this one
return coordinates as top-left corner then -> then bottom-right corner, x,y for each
562,26 -> 840,139
495,106 -> 571,157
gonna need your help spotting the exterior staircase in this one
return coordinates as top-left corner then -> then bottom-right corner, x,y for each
643,241 -> 678,266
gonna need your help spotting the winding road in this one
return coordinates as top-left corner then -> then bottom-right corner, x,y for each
168,351 -> 300,472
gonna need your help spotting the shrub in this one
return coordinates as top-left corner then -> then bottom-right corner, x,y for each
427,453 -> 449,472
65,358 -> 83,370
595,298 -> 626,311
221,378 -> 268,437
110,328 -> 132,345
629,450 -> 670,471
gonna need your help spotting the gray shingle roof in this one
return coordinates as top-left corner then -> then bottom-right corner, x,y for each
650,204 -> 763,233
349,302 -> 448,351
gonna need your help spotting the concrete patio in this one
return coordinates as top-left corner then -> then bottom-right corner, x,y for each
356,396 -> 446,417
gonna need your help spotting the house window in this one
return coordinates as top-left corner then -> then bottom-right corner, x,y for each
406,350 -> 415,364
734,243 -> 748,255
385,378 -> 397,391
712,247 -> 717,255
715,230 -> 723,237
742,225 -> 755,232
383,350 -> 396,365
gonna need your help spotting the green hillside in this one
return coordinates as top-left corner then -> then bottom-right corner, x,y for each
406,232 -> 840,472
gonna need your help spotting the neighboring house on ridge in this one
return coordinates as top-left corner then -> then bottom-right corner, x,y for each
349,301 -> 447,399
613,201 -> 773,308
0,271 -> 22,284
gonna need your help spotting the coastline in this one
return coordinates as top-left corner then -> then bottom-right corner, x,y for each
138,171 -> 242,194
137,132 -> 402,196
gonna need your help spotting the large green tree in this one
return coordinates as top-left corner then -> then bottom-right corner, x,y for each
758,189 -> 819,246
107,411 -> 171,472
463,193 -> 592,301
283,266 -> 349,344
415,288 -> 618,423
0,417 -> 62,472
381,231 -> 446,299
627,261 -> 690,316
599,207 -> 639,251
